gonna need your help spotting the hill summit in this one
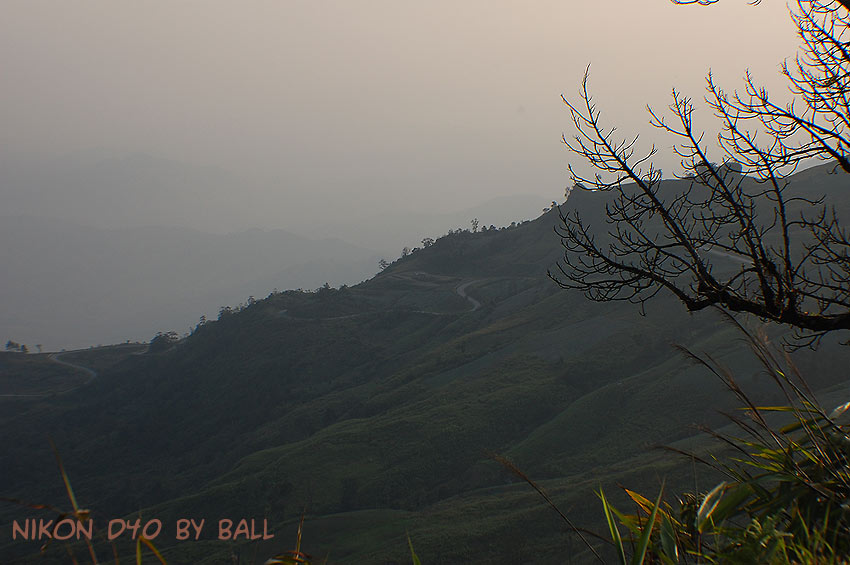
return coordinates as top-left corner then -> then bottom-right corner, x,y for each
2,165 -> 850,564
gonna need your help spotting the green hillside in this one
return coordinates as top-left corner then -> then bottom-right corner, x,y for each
2,166 -> 849,564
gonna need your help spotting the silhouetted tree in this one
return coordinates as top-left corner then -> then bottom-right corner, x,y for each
149,331 -> 179,353
378,258 -> 390,270
471,218 -> 480,232
315,282 -> 333,298
422,237 -> 435,248
552,0 -> 850,346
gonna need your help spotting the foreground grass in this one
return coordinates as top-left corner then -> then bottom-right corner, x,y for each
568,321 -> 850,563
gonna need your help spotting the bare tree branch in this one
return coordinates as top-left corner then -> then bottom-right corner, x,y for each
552,1 -> 850,345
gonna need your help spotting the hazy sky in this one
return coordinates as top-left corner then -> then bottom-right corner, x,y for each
0,1 -> 807,349
1,1 -> 799,236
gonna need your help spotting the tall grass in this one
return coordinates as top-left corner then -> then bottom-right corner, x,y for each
499,315 -> 850,563
599,317 -> 850,563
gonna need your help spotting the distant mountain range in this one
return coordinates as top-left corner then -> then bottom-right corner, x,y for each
0,153 -> 555,350
0,152 -> 555,252
0,217 -> 379,350
1,164 -> 848,564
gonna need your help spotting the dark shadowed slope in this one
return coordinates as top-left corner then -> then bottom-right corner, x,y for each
2,165 -> 849,564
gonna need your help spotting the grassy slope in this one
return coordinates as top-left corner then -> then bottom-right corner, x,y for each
2,166 -> 850,564
0,352 -> 85,396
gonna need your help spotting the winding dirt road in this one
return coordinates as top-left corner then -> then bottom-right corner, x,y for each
49,352 -> 98,384
0,353 -> 98,398
455,280 -> 482,311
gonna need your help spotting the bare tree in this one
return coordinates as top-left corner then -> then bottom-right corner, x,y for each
551,0 -> 850,346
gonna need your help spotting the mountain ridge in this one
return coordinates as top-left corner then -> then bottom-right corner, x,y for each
2,163 -> 849,563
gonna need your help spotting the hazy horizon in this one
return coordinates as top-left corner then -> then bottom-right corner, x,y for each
2,2 -> 798,235
0,1 -> 804,349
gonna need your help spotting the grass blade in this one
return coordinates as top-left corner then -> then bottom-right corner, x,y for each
407,532 -> 422,565
599,489 -> 627,565
632,487 -> 663,565
135,536 -> 167,564
660,514 -> 678,563
49,439 -> 97,564
696,482 -> 726,533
